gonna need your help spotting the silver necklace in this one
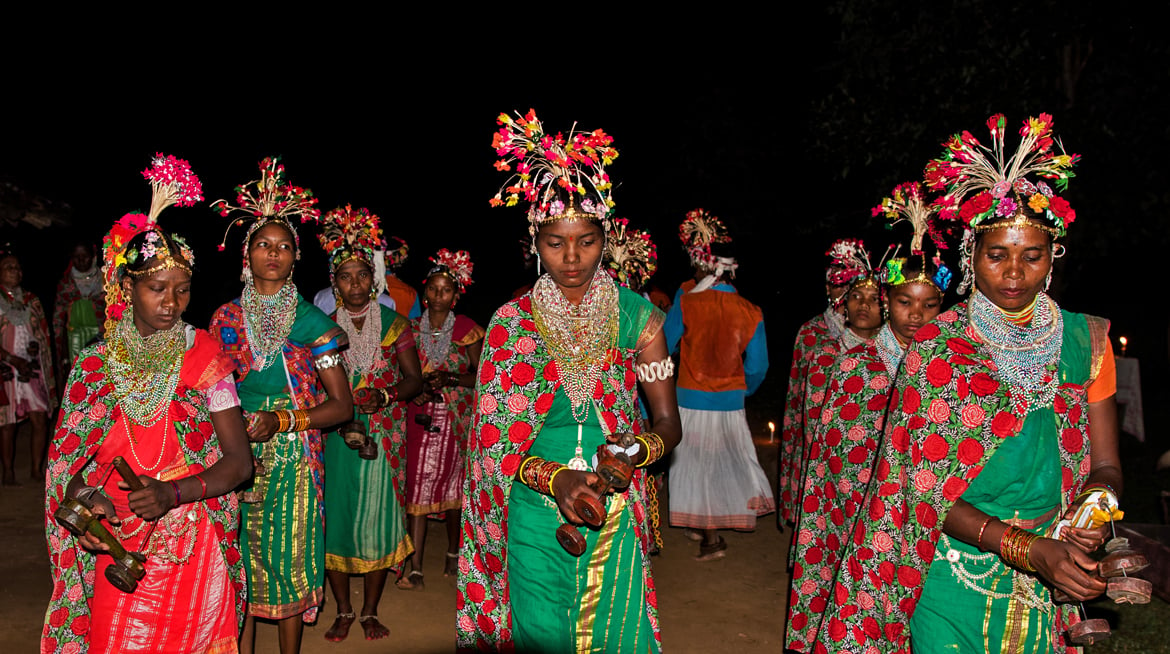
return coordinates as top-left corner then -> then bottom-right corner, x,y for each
419,310 -> 455,368
874,323 -> 907,378
968,290 -> 1062,412
337,301 -> 382,375
0,287 -> 31,327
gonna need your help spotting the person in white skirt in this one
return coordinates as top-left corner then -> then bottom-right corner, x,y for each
665,218 -> 774,561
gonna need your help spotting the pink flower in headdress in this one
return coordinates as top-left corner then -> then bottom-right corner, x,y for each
995,196 -> 1017,218
991,181 -> 1011,199
1037,181 -> 1054,197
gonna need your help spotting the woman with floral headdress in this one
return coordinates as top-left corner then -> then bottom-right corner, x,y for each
665,213 -> 774,560
313,205 -> 423,642
52,241 -> 106,380
208,158 -> 353,654
458,110 -> 681,652
1,248 -> 57,485
778,240 -> 859,525
817,114 -> 1119,654
43,155 -> 252,653
785,183 -> 950,652
400,248 -> 483,588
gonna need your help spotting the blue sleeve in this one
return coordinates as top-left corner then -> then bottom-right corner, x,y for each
407,295 -> 422,320
377,292 -> 396,311
664,299 -> 684,355
743,319 -> 769,396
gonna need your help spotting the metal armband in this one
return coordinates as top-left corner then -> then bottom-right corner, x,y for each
636,357 -> 674,383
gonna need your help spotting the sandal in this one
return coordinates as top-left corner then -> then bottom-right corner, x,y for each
358,614 -> 390,640
396,570 -> 424,590
324,612 -> 355,642
694,536 -> 727,562
444,551 -> 459,577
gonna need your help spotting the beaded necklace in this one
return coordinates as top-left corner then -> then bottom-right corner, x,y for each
336,300 -> 382,375
241,279 -> 298,371
840,327 -> 873,352
419,309 -> 455,369
968,290 -> 1062,412
0,286 -> 31,327
874,323 -> 907,378
532,271 -> 618,470
71,265 -> 103,298
106,314 -> 184,427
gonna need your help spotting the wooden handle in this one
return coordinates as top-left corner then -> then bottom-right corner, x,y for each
111,457 -> 146,491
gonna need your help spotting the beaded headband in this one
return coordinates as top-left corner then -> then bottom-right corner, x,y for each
924,112 -> 1079,239
679,208 -> 731,270
424,248 -> 474,293
490,109 -> 618,246
100,154 -> 203,333
213,156 -> 320,268
604,218 -> 658,291
872,181 -> 952,294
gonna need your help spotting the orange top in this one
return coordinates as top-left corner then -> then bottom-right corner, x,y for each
677,290 -> 764,393
1087,341 -> 1116,403
385,275 -> 418,316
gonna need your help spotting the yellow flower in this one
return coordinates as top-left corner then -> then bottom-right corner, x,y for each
1053,155 -> 1072,167
498,113 -> 512,125
1028,194 -> 1049,212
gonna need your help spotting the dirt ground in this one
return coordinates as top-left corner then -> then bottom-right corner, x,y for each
0,418 -> 788,653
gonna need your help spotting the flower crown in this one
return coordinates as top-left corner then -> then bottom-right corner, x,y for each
316,205 -> 384,272
213,156 -> 320,260
490,109 -> 618,243
824,238 -> 871,286
100,154 -> 202,333
872,181 -> 952,293
425,248 -> 474,293
605,218 -> 658,291
679,208 -> 731,270
924,113 -> 1079,238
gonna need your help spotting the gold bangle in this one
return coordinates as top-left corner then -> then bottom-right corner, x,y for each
634,432 -> 666,468
548,467 -> 567,497
999,526 -> 1039,572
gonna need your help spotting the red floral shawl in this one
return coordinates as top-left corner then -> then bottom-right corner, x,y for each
812,304 -> 1106,653
456,291 -> 662,652
42,329 -> 244,653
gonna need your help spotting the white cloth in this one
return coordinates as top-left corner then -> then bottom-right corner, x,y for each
668,407 -> 776,529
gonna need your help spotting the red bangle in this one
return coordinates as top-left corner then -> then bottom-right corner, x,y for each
170,480 -> 182,507
976,516 -> 995,550
194,474 -> 207,500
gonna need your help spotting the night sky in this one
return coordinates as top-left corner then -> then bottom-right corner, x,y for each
4,8 -> 1167,384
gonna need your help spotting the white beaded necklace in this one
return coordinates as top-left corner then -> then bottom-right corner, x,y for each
337,301 -> 382,375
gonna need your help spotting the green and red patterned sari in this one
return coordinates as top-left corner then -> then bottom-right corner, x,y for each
808,302 -> 1108,654
457,284 -> 664,653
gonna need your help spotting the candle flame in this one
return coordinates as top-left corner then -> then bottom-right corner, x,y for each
1120,336 -> 1128,346
768,421 -> 775,430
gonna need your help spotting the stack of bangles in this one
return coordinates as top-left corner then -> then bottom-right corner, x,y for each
999,525 -> 1040,572
633,432 -> 666,468
518,456 -> 568,496
273,409 -> 311,433
168,474 -> 209,507
379,387 -> 398,407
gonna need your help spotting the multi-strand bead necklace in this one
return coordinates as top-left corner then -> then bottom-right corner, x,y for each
969,290 -> 1062,412
419,310 -> 455,368
106,314 -> 184,428
241,278 -> 298,371
336,300 -> 382,375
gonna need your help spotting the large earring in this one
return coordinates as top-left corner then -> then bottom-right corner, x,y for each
1044,267 -> 1053,292
241,265 -> 254,284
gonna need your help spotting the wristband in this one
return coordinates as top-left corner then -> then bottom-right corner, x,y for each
170,480 -> 182,507
194,474 -> 208,500
999,526 -> 1039,572
518,456 -> 567,496
633,432 -> 666,468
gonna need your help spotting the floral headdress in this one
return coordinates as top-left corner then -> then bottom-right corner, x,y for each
100,153 -> 202,332
872,181 -> 952,294
490,109 -> 618,246
604,218 -> 658,291
315,204 -> 385,298
923,112 -> 1078,293
825,238 -> 889,306
212,157 -> 320,275
424,248 -> 474,294
679,208 -> 732,271
384,236 -> 409,270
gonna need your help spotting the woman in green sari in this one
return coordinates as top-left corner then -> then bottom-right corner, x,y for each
457,110 -> 682,653
315,205 -> 423,642
209,158 -> 354,654
819,114 -> 1120,654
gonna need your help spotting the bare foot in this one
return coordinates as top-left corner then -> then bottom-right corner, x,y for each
396,570 -> 424,590
694,537 -> 727,562
359,615 -> 390,640
324,612 -> 355,642
444,553 -> 459,577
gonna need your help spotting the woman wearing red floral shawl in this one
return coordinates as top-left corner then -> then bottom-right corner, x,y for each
42,156 -> 252,653
457,110 -> 681,652
811,115 -> 1119,654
